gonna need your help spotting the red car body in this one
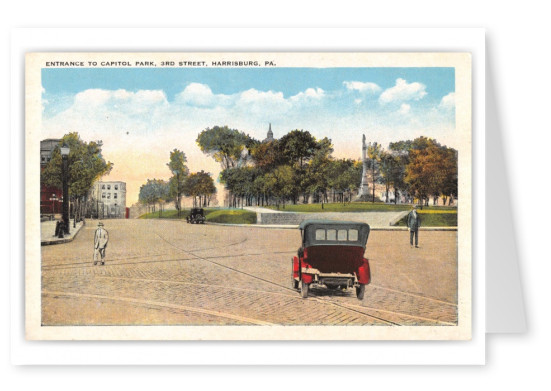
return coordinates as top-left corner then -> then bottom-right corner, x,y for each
292,220 -> 371,299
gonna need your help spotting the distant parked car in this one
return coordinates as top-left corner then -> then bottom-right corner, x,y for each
292,220 -> 371,299
186,208 -> 206,224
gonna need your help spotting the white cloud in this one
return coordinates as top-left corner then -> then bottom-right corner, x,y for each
176,82 -> 228,107
343,81 -> 381,94
73,89 -> 112,107
379,78 -> 427,104
235,88 -> 291,114
73,88 -> 168,112
398,103 -> 411,115
290,87 -> 325,102
438,92 -> 455,110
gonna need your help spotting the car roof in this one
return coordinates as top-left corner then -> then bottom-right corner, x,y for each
299,219 -> 370,230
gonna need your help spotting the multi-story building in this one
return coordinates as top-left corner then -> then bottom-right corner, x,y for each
40,138 -> 63,215
89,181 -> 127,218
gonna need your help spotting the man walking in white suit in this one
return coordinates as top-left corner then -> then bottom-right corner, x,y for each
93,221 -> 109,265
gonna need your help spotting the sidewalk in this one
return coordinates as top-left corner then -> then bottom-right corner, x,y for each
41,220 -> 85,246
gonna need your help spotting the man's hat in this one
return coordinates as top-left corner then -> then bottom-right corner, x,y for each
98,221 -> 104,226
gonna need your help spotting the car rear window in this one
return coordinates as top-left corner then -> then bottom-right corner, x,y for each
337,229 -> 347,241
313,228 -> 360,242
315,229 -> 326,240
326,229 -> 337,241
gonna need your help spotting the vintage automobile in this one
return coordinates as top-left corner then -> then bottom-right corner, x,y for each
186,208 -> 206,224
292,220 -> 371,299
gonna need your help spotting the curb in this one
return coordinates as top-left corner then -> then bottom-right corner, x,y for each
138,218 -> 458,231
41,222 -> 85,246
205,222 -> 457,231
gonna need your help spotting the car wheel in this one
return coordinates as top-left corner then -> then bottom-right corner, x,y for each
300,281 -> 309,298
356,284 -> 365,300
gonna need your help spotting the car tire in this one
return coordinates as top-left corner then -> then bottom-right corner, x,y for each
300,281 -> 309,298
356,284 -> 365,300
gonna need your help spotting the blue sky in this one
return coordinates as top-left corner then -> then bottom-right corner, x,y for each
43,66 -> 454,107
41,66 -> 456,204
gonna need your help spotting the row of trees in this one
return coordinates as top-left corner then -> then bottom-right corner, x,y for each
41,132 -> 113,219
368,137 -> 458,205
197,126 -> 458,207
197,126 -> 363,208
138,149 -> 217,214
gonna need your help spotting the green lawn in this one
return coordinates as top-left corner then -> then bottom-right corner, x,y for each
139,208 -> 257,224
395,211 -> 457,227
204,209 -> 257,224
263,202 -> 457,213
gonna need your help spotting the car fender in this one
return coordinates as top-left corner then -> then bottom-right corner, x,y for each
292,256 -> 299,279
356,258 -> 371,285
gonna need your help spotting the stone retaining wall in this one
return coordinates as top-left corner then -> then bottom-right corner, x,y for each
257,211 -> 409,228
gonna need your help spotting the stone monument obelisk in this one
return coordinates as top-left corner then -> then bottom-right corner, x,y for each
358,134 -> 369,198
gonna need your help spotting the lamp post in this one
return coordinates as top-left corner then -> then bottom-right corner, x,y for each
60,144 -> 70,235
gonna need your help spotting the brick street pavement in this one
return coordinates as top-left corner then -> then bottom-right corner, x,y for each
41,219 -> 458,326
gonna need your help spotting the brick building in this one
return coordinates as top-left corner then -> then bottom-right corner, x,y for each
40,139 -> 63,215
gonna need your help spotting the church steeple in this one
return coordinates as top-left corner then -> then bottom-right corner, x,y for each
263,123 -> 274,142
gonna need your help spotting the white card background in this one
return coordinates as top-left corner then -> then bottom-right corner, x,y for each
10,27 -> 486,365
5,0 -> 551,388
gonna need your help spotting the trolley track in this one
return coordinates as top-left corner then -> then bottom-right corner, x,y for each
41,224 -> 457,327
151,231 -> 454,326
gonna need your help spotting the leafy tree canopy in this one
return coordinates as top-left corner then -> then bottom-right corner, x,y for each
196,126 -> 255,169
41,132 -> 113,199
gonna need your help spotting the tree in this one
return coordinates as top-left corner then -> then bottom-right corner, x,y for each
250,139 -> 283,170
403,137 -> 457,206
278,129 -> 319,169
184,171 -> 217,207
379,150 -> 407,203
41,132 -> 113,220
278,131 -> 331,204
440,147 -> 458,205
264,165 -> 295,209
166,149 -> 189,215
196,125 -> 254,170
138,179 -> 169,215
326,159 -> 362,204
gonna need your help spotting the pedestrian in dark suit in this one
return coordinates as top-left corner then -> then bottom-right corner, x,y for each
407,205 -> 421,248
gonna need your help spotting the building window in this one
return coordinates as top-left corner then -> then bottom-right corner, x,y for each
115,185 -> 118,190
102,192 -> 106,198
107,193 -> 111,199
107,185 -> 111,190
114,193 -> 118,199
102,185 -> 105,189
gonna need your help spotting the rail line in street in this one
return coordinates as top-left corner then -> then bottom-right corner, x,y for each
152,230 -> 455,326
40,225 -> 457,327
